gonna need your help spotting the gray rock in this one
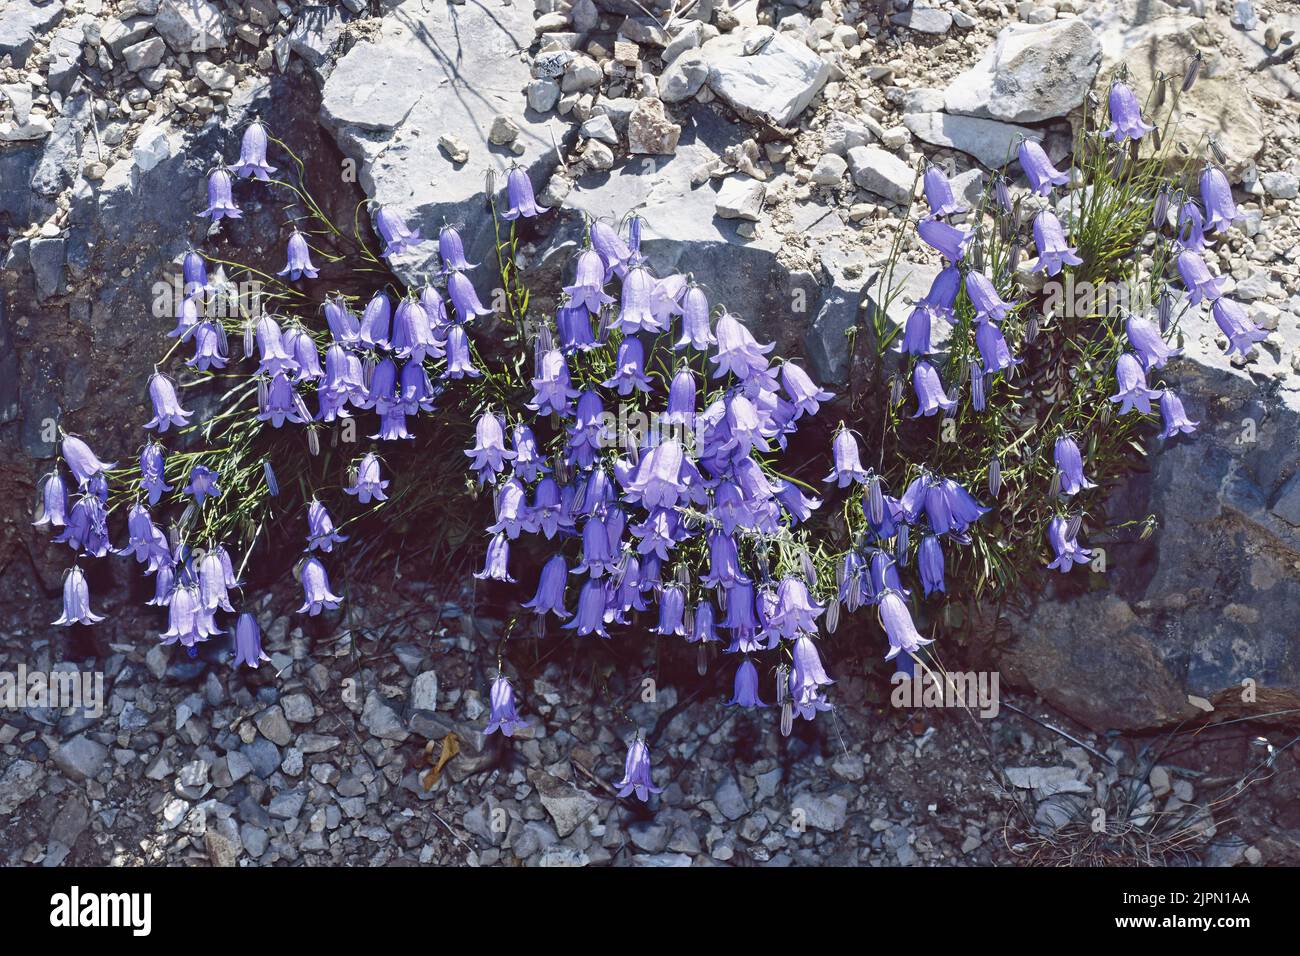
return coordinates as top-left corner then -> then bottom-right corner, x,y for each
102,17 -> 154,56
280,692 -> 315,724
240,738 -> 281,778
154,0 -> 228,53
29,237 -> 65,300
1261,171 -> 1299,200
254,705 -> 293,746
703,27 -> 830,126
361,690 -> 409,741
903,112 -> 1041,170
809,152 -> 847,186
791,791 -> 848,832
287,5 -> 349,81
53,735 -> 109,782
268,789 -> 306,820
533,773 -> 600,837
0,760 -> 45,814
240,824 -> 269,858
0,0 -> 66,66
944,18 -> 1101,123
411,670 -> 439,712
714,175 -> 765,220
848,145 -> 914,204
660,49 -> 708,103
205,817 -> 242,866
713,774 -> 748,820
890,4 -> 952,34
123,36 -> 166,71
224,749 -> 254,784
580,114 -> 619,146
629,819 -> 671,852
626,97 -> 680,154
525,78 -> 560,113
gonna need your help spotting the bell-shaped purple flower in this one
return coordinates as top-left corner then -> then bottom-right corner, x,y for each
297,556 -> 343,615
879,590 -> 932,661
182,251 -> 214,298
359,292 -> 391,349
727,659 -> 768,708
33,470 -> 69,528
374,205 -> 422,258
1032,210 -> 1083,276
473,532 -> 516,582
771,577 -> 824,639
591,220 -> 633,278
614,267 -> 664,334
231,120 -> 277,180
122,504 -> 171,573
345,452 -> 390,504
653,584 -> 687,637
485,676 -> 527,736
1109,352 -> 1161,415
1018,140 -> 1069,197
465,412 -> 515,485
522,554 -> 569,619
232,612 -> 270,668
55,494 -> 111,557
899,305 -> 932,357
663,367 -> 697,427
1103,81 -> 1155,142
500,166 -> 548,221
689,600 -> 720,644
711,313 -> 774,380
1053,435 -> 1095,496
917,217 -> 973,263
258,371 -> 308,428
255,314 -> 299,377
566,390 -> 609,469
966,270 -> 1016,323
564,249 -> 616,313
912,360 -> 956,418
448,271 -> 492,323
563,579 -> 611,638
781,361 -> 833,417
443,324 -> 482,380
918,535 -> 945,596
307,499 -> 348,552
144,373 -> 193,432
187,321 -> 228,370
975,319 -> 1019,374
1158,389 -> 1199,439
199,169 -> 241,220
61,435 -> 116,488
1125,313 -> 1181,369
613,736 -> 664,802
183,464 -> 222,505
53,566 -> 104,626
1211,298 -> 1269,356
675,285 -> 716,351
1200,166 -> 1241,234
825,427 -> 870,487
277,231 -> 319,281
1176,250 -> 1225,305
439,225 -> 476,273
557,301 -> 597,353
922,165 -> 968,219
139,442 -> 172,505
601,337 -> 653,396
920,265 -> 962,323
1046,516 -> 1091,573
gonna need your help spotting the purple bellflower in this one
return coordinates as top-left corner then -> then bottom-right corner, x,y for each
1053,435 -> 1095,496
345,452 -> 390,504
614,736 -> 664,802
199,169 -> 241,220
144,373 -> 193,432
306,499 -> 348,552
1158,389 -> 1199,439
53,566 -> 104,626
1046,516 -> 1092,573
912,360 -> 956,418
1211,298 -> 1269,357
297,556 -> 343,615
1103,81 -> 1155,141
500,166 -> 548,220
922,165 -> 969,219
485,676 -> 527,736
232,612 -> 271,668
231,120 -> 277,180
374,205 -> 423,258
277,231 -> 319,281
1032,210 -> 1083,276
1018,140 -> 1069,197
1110,352 -> 1162,415
1200,166 -> 1241,233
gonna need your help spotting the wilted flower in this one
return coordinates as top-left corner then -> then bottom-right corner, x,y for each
53,566 -> 105,626
1046,516 -> 1091,573
614,736 -> 664,801
1158,389 -> 1199,439
484,676 -> 527,736
199,169 -> 241,220
1109,352 -> 1161,415
1211,298 -> 1269,356
1032,210 -> 1083,276
500,166 -> 548,220
297,556 -> 343,615
1102,81 -> 1155,141
231,612 -> 270,668
231,120 -> 277,180
277,231 -> 319,281
1018,140 -> 1069,197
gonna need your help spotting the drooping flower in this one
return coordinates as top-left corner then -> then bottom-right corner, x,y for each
563,579 -> 611,638
258,372 -> 308,428
254,314 -> 299,377
918,535 -> 945,596
465,412 -> 515,485
675,285 -> 716,351
1211,298 -> 1269,357
1199,166 -> 1241,234
824,427 -> 870,487
197,547 -> 236,612
1175,198 -> 1210,253
232,612 -> 270,668
780,362 -> 833,418
771,577 -> 824,638
879,590 -> 932,661
33,470 -> 69,528
1124,313 -> 1181,369
54,494 -> 111,557
443,325 -> 482,379
920,265 -> 962,322
374,205 -> 423,258
345,452 -> 390,504
601,337 -> 654,395
140,442 -> 172,505
187,321 -> 228,370
1046,516 -> 1091,573
522,554 -> 569,619
1018,139 -> 1069,197
613,266 -> 664,334
1176,250 -> 1225,305
306,499 -> 348,552
231,120 -> 277,180
911,360 -> 956,418
500,166 -> 548,220
557,301 -> 598,353
566,390 -> 609,469
1032,210 -> 1083,276
899,305 -> 932,357
1103,81 -> 1156,141
122,504 -> 171,573
653,585 -> 687,637
613,736 -> 664,802
484,676 -> 527,736
183,464 -> 222,505
564,249 -> 616,313
198,169 -> 241,220
788,635 -> 834,718
711,313 -> 774,380
974,319 -> 1020,373
439,225 -> 476,273
727,659 -> 768,708
297,556 -> 343,615
277,231 -> 319,281
1053,435 -> 1095,496
473,532 -> 516,582
917,217 -> 973,263
144,373 -> 193,432
1109,352 -> 1162,415
182,251 -> 214,298
447,271 -> 492,322
510,424 -> 549,483
61,435 -> 117,488
359,292 -> 391,349
52,566 -> 104,626
965,270 -> 1016,323
591,220 -> 633,277
1158,389 -> 1199,439
689,600 -> 720,644
922,165 -> 969,219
